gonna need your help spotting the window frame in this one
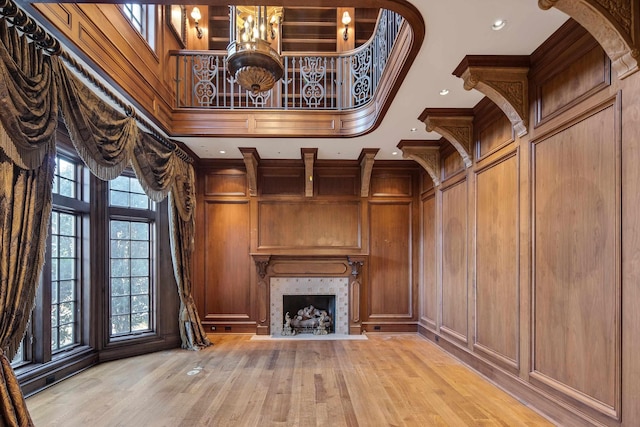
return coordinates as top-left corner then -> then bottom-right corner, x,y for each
13,149 -> 92,371
121,3 -> 157,51
106,172 -> 158,344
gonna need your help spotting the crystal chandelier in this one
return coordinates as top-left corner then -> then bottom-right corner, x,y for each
227,6 -> 284,95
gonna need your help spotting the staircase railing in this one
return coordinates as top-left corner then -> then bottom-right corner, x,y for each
170,9 -> 404,111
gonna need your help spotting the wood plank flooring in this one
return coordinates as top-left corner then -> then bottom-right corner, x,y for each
26,334 -> 553,426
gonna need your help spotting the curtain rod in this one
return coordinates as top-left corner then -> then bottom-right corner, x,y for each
0,0 -> 195,164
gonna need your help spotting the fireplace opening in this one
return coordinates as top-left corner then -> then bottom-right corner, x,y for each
283,295 -> 335,334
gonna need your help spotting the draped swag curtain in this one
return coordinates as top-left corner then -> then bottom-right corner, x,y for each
0,17 -> 209,426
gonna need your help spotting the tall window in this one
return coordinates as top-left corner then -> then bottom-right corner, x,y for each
122,4 -> 156,50
13,154 -> 89,369
109,175 -> 155,338
49,156 -> 85,353
50,211 -> 79,351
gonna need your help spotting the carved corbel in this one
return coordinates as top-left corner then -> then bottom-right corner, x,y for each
453,56 -> 529,137
539,0 -> 639,79
239,147 -> 260,197
418,109 -> 474,168
347,256 -> 365,325
252,254 -> 271,328
358,148 -> 378,197
397,140 -> 441,186
302,148 -> 317,198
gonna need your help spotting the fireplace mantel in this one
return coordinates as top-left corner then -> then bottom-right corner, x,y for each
251,254 -> 367,335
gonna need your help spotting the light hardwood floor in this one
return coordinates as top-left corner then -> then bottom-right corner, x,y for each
27,334 -> 553,426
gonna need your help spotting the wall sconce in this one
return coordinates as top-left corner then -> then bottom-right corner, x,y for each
341,11 -> 351,41
191,7 -> 203,39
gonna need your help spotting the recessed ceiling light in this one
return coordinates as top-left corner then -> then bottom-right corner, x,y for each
219,150 -> 226,154
439,89 -> 449,96
410,127 -> 417,132
392,151 -> 398,156
492,19 -> 507,31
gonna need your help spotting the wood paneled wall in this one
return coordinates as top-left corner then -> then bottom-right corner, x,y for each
194,160 -> 420,334
417,19 -> 637,426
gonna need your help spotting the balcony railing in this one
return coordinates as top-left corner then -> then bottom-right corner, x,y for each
170,9 -> 404,110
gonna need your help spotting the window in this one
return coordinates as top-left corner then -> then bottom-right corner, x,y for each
50,211 -> 79,351
122,4 -> 156,50
12,154 -> 89,370
108,175 -> 155,338
49,156 -> 87,354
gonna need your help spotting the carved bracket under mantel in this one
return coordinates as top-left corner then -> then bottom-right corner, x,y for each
539,0 -> 639,79
453,56 -> 530,137
397,140 -> 441,186
418,109 -> 474,168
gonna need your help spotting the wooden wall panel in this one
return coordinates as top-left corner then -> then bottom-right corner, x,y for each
531,21 -> 611,128
258,201 -> 361,250
260,169 -> 305,195
532,101 -> 620,415
203,201 -> 252,320
538,45 -> 609,123
420,195 -> 437,329
477,114 -> 513,159
370,173 -> 413,197
368,202 -> 412,319
442,149 -> 465,180
440,179 -> 468,342
316,168 -> 359,197
474,153 -> 519,368
204,171 -> 247,196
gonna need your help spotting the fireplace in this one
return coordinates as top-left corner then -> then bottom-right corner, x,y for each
270,277 -> 349,336
283,295 -> 335,334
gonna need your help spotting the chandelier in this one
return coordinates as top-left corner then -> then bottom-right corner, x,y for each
227,6 -> 284,95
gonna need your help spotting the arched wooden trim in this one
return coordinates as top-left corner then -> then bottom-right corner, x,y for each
302,148 -> 317,197
539,0 -> 639,79
358,148 -> 379,197
239,147 -> 260,196
453,56 -> 529,137
397,140 -> 441,186
418,109 -> 474,168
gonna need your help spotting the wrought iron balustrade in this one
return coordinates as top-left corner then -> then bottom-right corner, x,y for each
170,9 -> 404,110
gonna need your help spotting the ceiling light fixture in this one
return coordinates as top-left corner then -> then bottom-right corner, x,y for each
342,11 -> 352,41
227,6 -> 284,95
219,150 -> 226,154
410,127 -> 417,132
439,89 -> 449,96
191,7 -> 203,39
492,19 -> 507,31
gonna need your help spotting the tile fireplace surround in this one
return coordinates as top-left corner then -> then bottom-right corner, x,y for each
270,277 -> 349,336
